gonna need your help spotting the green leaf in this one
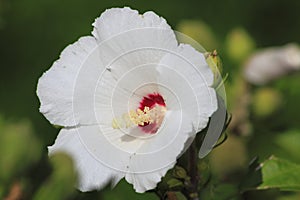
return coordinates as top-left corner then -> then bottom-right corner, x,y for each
242,156 -> 300,192
258,156 -> 300,191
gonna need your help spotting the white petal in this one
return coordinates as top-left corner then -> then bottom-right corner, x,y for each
125,166 -> 170,193
54,111 -> 193,193
157,44 -> 218,132
37,8 -> 180,128
125,111 -> 193,193
93,64 -> 160,130
92,7 -> 178,80
92,7 -> 176,44
48,128 -> 124,191
160,44 -> 214,85
74,125 -> 141,173
37,36 -> 98,127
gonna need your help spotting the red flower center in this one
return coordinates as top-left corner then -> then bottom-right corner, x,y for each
139,93 -> 166,134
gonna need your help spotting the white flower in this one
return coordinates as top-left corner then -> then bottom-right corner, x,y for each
244,43 -> 300,85
37,7 -> 217,193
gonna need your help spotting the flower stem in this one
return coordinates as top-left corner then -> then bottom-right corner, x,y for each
187,140 -> 199,200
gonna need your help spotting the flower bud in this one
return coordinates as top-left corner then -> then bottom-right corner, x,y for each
205,50 -> 223,88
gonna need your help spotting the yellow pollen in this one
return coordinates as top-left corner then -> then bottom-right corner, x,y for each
112,106 -> 166,129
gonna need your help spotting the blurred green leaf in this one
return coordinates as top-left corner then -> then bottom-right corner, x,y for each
252,88 -> 282,118
277,192 -> 300,200
209,135 -> 248,176
0,187 -> 3,199
176,20 -> 219,51
101,179 -> 158,200
33,153 -> 77,200
201,183 -> 241,200
0,118 -> 41,184
275,130 -> 300,163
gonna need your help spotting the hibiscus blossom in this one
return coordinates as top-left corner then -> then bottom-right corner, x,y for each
37,7 -> 218,193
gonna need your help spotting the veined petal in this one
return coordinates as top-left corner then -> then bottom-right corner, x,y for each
92,7 -> 176,44
91,7 -> 178,81
157,44 -> 217,132
48,128 -> 124,191
50,111 -> 192,193
37,36 -> 98,127
125,166 -> 170,193
74,125 -> 141,173
125,111 -> 193,193
94,64 -> 160,130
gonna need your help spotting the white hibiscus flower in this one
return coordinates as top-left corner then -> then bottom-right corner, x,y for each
37,7 -> 218,193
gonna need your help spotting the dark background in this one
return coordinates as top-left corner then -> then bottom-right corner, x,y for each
1,0 -> 300,199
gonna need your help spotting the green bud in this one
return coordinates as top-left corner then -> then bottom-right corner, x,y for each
205,50 -> 223,88
166,178 -> 184,189
173,166 -> 187,179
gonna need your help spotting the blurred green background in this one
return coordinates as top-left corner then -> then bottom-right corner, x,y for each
1,0 -> 300,199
